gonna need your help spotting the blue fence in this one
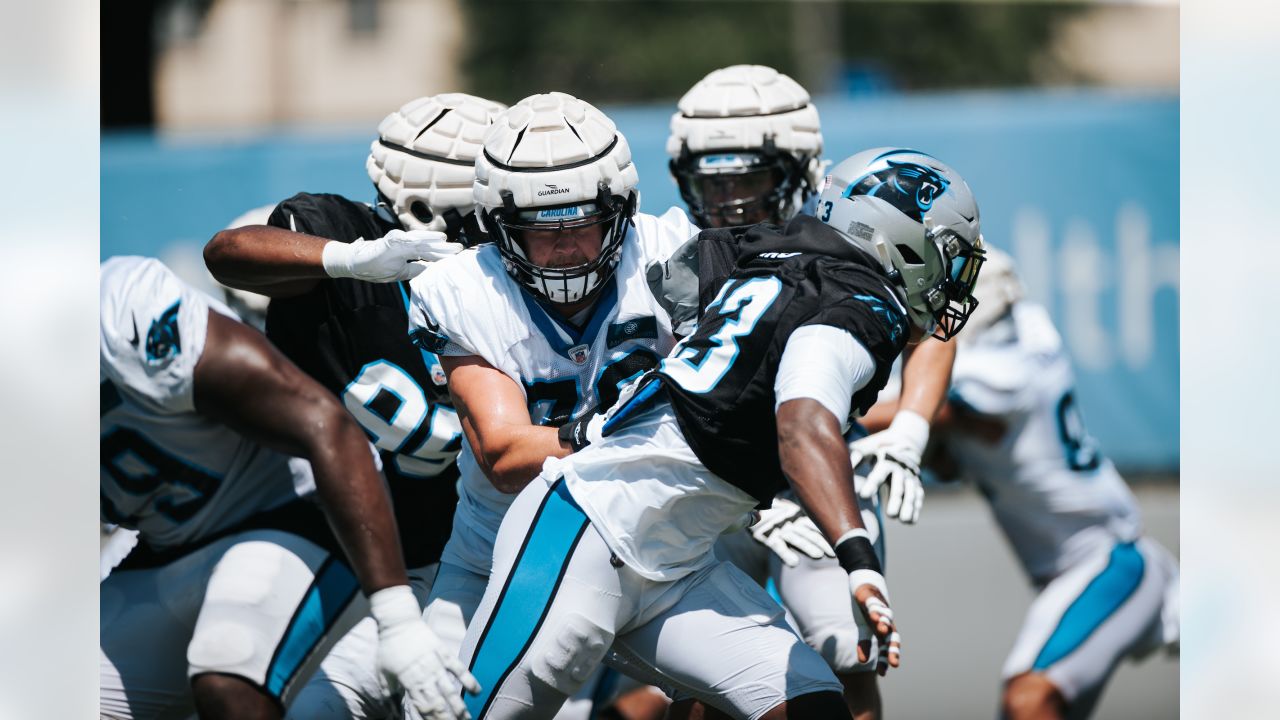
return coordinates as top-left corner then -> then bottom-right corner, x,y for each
102,88 -> 1179,470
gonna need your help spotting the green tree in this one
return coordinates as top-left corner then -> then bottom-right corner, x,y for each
459,1 -> 1086,103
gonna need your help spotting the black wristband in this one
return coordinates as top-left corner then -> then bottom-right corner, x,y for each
558,416 -> 591,452
835,534 -> 882,575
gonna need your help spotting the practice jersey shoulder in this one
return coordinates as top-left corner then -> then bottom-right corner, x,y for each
651,215 -> 909,503
100,256 -> 214,414
100,257 -> 312,551
263,193 -> 436,395
263,192 -> 461,567
405,210 -> 693,573
407,208 -> 695,396
945,302 -> 1142,581
263,193 -> 450,412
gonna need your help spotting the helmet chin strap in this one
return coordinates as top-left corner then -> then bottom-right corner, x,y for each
373,191 -> 400,227
441,207 -> 485,248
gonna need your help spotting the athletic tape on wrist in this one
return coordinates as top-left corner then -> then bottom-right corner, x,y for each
835,530 -> 882,575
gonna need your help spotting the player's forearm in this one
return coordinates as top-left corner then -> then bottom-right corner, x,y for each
479,424 -> 571,494
204,225 -> 328,294
858,399 -> 899,433
307,418 -> 411,593
896,336 -> 956,423
776,399 -> 865,544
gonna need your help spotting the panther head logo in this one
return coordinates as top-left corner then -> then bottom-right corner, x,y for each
145,301 -> 182,363
842,159 -> 950,222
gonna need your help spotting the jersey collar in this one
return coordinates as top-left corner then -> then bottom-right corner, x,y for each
518,276 -> 619,361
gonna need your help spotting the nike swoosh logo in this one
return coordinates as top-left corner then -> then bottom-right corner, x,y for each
959,211 -> 976,223
128,315 -> 140,347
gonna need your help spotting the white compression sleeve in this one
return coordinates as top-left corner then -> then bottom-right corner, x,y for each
774,324 -> 876,422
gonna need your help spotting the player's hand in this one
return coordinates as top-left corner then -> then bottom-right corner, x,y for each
848,570 -> 902,676
370,585 -> 480,719
322,229 -> 463,282
749,495 -> 835,567
850,410 -> 930,524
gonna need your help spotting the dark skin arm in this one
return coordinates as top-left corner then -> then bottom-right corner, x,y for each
203,224 -> 334,298
193,310 -> 407,593
776,397 -> 898,669
442,354 -> 574,494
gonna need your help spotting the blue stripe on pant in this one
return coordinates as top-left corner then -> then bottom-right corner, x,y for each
466,480 -> 591,718
1032,542 -> 1145,671
265,557 -> 361,698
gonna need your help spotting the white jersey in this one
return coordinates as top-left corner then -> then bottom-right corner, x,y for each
407,207 -> 698,574
100,257 -> 314,551
943,302 -> 1142,582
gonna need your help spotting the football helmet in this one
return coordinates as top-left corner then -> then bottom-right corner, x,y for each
667,65 -> 823,228
816,148 -> 985,340
367,93 -> 507,244
474,92 -> 639,305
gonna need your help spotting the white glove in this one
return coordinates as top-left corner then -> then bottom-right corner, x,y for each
749,495 -> 835,567
850,410 -> 930,524
370,585 -> 480,720
321,229 -> 463,282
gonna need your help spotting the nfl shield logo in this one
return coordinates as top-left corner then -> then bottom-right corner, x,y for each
568,344 -> 590,365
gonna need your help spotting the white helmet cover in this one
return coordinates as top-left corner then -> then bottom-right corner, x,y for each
816,148 -> 985,340
961,245 -> 1022,340
367,93 -> 507,241
667,65 -> 823,227
475,92 -> 639,304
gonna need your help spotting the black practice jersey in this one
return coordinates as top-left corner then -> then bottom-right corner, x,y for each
264,192 -> 461,568
648,214 -> 908,504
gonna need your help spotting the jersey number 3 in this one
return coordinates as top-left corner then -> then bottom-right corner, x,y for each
661,277 -> 783,394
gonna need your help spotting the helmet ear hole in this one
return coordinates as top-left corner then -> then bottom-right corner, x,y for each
410,201 -> 434,225
896,244 -> 924,264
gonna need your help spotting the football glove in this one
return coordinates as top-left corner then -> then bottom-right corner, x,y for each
322,229 -> 463,282
370,585 -> 480,720
850,410 -> 930,524
749,494 -> 834,567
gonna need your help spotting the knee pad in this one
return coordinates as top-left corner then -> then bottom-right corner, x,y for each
188,621 -> 263,673
530,613 -> 614,694
187,543 -> 290,675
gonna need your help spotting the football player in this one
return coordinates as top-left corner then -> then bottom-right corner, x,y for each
662,65 -> 973,719
204,93 -> 505,719
100,256 -> 476,720
454,149 -> 985,719
402,91 -> 701,719
864,249 -> 1179,720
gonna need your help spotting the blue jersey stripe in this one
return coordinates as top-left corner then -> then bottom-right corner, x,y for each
466,480 -> 590,717
265,557 -> 360,698
399,282 -> 444,376
600,378 -> 662,435
1032,542 -> 1145,671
